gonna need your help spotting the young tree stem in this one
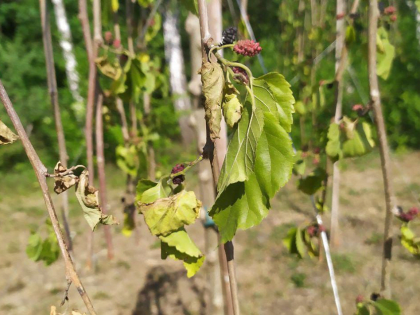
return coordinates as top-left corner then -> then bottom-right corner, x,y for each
0,81 -> 97,315
39,0 -> 73,253
197,0 -> 240,314
368,0 -> 395,298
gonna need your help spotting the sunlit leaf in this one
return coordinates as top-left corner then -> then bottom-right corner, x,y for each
139,190 -> 201,236
0,119 -> 18,145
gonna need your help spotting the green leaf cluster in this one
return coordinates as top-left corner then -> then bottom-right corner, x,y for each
26,220 -> 59,266
400,225 -> 420,257
326,118 -> 375,162
356,299 -> 401,315
210,73 -> 295,242
283,226 -> 318,259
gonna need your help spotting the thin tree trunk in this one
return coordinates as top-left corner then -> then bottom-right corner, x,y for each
330,0 -> 347,249
95,94 -> 114,259
0,81 -> 97,315
143,93 -> 156,180
368,0 -> 396,299
39,0 -> 73,253
51,0 -> 83,104
197,1 -> 240,314
186,13 -> 227,315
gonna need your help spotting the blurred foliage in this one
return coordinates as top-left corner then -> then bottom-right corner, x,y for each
1,0 -> 420,177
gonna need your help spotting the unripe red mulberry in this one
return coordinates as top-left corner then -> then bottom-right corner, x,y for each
355,294 -> 364,304
104,31 -> 113,44
408,207 -> 419,217
384,6 -> 396,15
336,13 -> 345,20
233,40 -> 262,57
390,14 -> 397,22
113,39 -> 121,48
171,164 -> 185,174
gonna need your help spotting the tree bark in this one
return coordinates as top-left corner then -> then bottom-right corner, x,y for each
51,0 -> 83,104
330,0 -> 347,249
163,7 -> 194,146
39,0 -> 73,253
368,0 -> 396,299
0,81 -> 97,315
95,94 -> 114,259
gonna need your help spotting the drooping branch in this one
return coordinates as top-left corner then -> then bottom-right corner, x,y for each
0,81 -> 97,315
368,0 -> 396,298
39,0 -> 73,252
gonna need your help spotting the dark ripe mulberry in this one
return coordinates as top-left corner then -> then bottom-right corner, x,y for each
172,175 -> 185,185
232,66 -> 249,84
221,27 -> 237,45
233,40 -> 262,57
171,164 -> 185,174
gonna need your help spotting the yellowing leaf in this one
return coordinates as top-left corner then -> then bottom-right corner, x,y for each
201,61 -> 224,141
0,119 -> 18,145
75,170 -> 119,231
223,94 -> 243,128
95,56 -> 122,80
111,0 -> 119,12
160,229 -> 205,277
139,190 -> 201,236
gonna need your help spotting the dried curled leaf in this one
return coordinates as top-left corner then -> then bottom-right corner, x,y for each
201,61 -> 224,141
223,83 -> 243,128
95,55 -> 122,80
53,162 -> 78,194
75,170 -> 118,231
138,190 -> 202,236
0,119 -> 18,145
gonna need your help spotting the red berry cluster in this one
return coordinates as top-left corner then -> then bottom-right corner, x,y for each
171,164 -> 185,185
398,207 -> 419,222
355,294 -> 364,304
233,40 -> 262,57
336,13 -> 345,20
384,6 -> 396,15
307,224 -> 326,237
232,66 -> 249,84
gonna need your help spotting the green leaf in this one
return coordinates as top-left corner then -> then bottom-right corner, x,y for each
0,119 -> 18,145
254,112 -> 294,197
145,13 -> 162,43
373,299 -> 401,315
294,100 -> 306,115
26,233 -> 43,262
326,123 -> 342,162
253,72 -> 295,133
160,229 -> 204,277
139,190 -> 202,236
217,101 -> 264,193
136,179 -> 168,203
201,61 -> 224,141
283,227 -> 298,253
180,0 -> 198,13
355,305 -> 371,315
210,174 -> 269,242
346,25 -> 356,46
116,145 -> 140,177
75,170 -> 119,231
298,167 -> 327,195
122,212 -> 135,237
376,27 -> 395,80
296,227 -> 306,258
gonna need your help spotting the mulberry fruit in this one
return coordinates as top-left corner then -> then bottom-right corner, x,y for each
104,31 -> 113,44
171,164 -> 185,185
221,27 -> 237,45
113,39 -> 121,49
384,6 -> 396,15
232,66 -> 249,85
233,40 -> 262,57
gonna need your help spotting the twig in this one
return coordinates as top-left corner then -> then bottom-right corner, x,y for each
95,94 -> 114,259
310,196 -> 343,315
39,0 -> 73,252
0,81 -> 97,315
368,0 -> 396,298
197,0 -> 240,314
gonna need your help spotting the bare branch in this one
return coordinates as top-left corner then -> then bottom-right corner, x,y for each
0,81 -> 97,315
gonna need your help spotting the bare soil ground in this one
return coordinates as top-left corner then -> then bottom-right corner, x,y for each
1,150 -> 420,315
